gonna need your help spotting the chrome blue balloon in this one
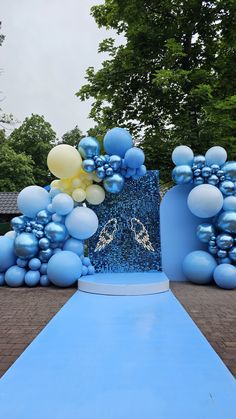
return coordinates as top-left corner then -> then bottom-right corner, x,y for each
219,180 -> 235,196
39,237 -> 50,250
216,233 -> 234,250
217,249 -> 227,258
96,166 -> 106,179
36,210 -> 51,225
106,167 -> 114,177
103,173 -> 125,194
193,155 -> 205,169
196,223 -> 215,243
25,226 -> 32,233
228,246 -> 236,261
39,248 -> 53,262
11,216 -> 26,232
172,165 -> 193,185
193,168 -> 201,177
217,211 -> 236,234
208,245 -> 218,255
78,137 -> 100,159
35,230 -> 44,239
222,161 -> 236,181
82,159 -> 96,173
207,174 -> 219,186
217,257 -> 231,265
109,155 -> 122,171
210,164 -> 220,173
201,166 -> 212,178
44,222 -> 67,243
193,176 -> 204,186
14,233 -> 39,259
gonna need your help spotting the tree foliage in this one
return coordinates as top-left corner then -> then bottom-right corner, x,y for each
77,0 -> 236,178
9,114 -> 57,186
60,125 -> 83,147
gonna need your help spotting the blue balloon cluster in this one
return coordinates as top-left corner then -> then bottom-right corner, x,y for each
79,128 -> 147,194
0,187 -> 98,288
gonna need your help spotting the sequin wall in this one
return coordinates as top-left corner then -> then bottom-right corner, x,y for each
88,170 -> 161,273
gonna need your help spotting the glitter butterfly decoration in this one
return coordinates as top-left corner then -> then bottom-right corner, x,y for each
95,218 -> 118,252
129,217 -> 155,252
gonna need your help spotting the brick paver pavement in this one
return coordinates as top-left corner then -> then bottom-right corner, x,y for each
0,283 -> 235,378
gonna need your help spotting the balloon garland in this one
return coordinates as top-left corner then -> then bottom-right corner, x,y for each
0,127 -> 147,288
172,145 -> 236,289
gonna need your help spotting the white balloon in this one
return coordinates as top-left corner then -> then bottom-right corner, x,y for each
187,184 -> 223,218
172,145 -> 194,166
205,146 -> 227,166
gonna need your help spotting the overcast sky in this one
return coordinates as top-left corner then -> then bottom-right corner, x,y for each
1,0 -> 121,138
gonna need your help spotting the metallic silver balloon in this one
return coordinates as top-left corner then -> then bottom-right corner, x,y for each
196,223 -> 215,243
39,237 -> 50,250
82,159 -> 95,173
222,161 -> 236,182
14,232 -> 39,259
217,211 -> 236,234
44,222 -> 67,243
193,155 -> 205,168
216,233 -> 234,250
78,137 -> 100,159
11,216 -> 26,232
219,180 -> 235,196
109,155 -> 122,171
228,246 -> 236,262
103,173 -> 125,194
207,174 -> 219,186
36,210 -> 51,225
172,165 -> 193,185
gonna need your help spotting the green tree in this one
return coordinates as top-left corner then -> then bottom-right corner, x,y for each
77,1 -> 236,178
10,114 -> 57,186
60,125 -> 83,147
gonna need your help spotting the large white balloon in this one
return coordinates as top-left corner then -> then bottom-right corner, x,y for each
172,145 -> 194,166
187,184 -> 223,218
205,146 -> 227,167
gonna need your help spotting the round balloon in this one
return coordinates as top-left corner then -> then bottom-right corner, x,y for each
104,128 -> 133,157
5,266 -> 26,287
0,273 -> 5,285
187,184 -> 223,218
28,258 -> 41,271
17,186 -> 50,218
103,173 -> 125,193
124,147 -> 145,169
223,196 -> 236,211
14,233 -> 39,259
0,236 -> 16,272
47,144 -> 82,178
16,258 -> 28,268
183,251 -> 217,284
109,155 -> 122,171
85,185 -> 105,205
82,159 -> 96,173
83,257 -> 91,267
63,238 -> 84,256
4,230 -> 17,240
219,180 -> 235,196
216,234 -> 234,250
47,251 -> 82,287
172,145 -> 194,166
65,207 -> 98,240
81,265 -> 88,276
217,211 -> 236,234
44,222 -> 67,243
213,264 -> 236,289
193,155 -> 206,169
88,265 -> 95,275
222,161 -> 236,182
228,246 -> 236,262
40,275 -> 50,287
11,216 -> 26,233
72,188 -> 86,203
40,263 -> 48,275
52,193 -> 74,215
36,209 -> 51,225
172,165 -> 193,185
196,223 -> 215,243
78,137 -> 100,159
205,146 -> 227,167
25,270 -> 40,287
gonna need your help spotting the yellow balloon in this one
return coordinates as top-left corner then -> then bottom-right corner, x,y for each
47,144 -> 82,179
72,188 -> 86,202
50,179 -> 60,188
92,174 -> 103,183
86,184 -> 105,205
72,177 -> 83,188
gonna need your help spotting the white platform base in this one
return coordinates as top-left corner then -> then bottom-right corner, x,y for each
78,271 -> 169,296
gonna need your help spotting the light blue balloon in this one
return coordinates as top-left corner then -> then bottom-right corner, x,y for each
25,270 -> 40,287
216,234 -> 234,250
36,209 -> 52,225
14,233 -> 39,260
205,146 -> 227,166
0,236 -> 16,272
183,250 -> 217,284
44,222 -> 67,243
104,127 -> 133,157
172,145 -> 193,166
103,173 -> 125,193
228,246 -> 236,262
28,258 -> 41,271
40,263 -> 48,274
83,257 -> 91,267
47,204 -> 54,214
136,165 -> 147,178
172,165 -> 193,185
217,211 -> 236,234
78,137 -> 100,159
193,155 -> 206,168
0,273 -> 5,285
65,207 -> 98,240
219,180 -> 235,196
53,248 -> 62,254
51,193 -> 74,216
196,223 -> 215,243
39,237 -> 50,250
188,184 -> 223,218
63,238 -> 84,256
17,186 -> 50,218
10,216 -> 26,233
222,161 -> 236,181
88,265 -> 95,275
39,248 -> 53,262
49,187 -> 61,199
217,257 -> 231,265
109,155 -> 122,171
16,258 -> 28,268
82,159 -> 96,173
214,264 -> 236,289
52,213 -> 64,223
124,147 -> 145,169
81,265 -> 88,276
5,266 -> 26,287
40,275 -> 50,287
47,251 -> 82,287
223,196 -> 236,211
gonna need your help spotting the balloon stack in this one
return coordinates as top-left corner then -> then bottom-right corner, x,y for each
172,145 -> 236,290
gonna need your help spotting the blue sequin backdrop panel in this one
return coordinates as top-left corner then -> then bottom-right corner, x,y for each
88,170 -> 162,273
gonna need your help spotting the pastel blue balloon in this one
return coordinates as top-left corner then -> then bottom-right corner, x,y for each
109,155 -> 122,171
40,263 -> 48,275
47,203 -> 54,213
44,222 -> 67,243
11,216 -> 26,232
217,257 -> 231,265
96,167 -> 106,179
216,234 -> 234,250
47,250 -> 82,287
65,207 -> 98,240
104,127 -> 133,157
14,233 -> 39,260
16,258 -> 28,268
88,265 -> 95,275
4,230 -> 17,240
63,238 -> 84,256
36,209 -> 52,225
228,246 -> 236,261
196,223 -> 215,243
219,180 -> 235,196
25,270 -> 40,287
205,146 -> 227,166
52,193 -> 74,216
49,188 -> 61,199
17,186 -> 50,218
214,264 -> 236,289
222,161 -> 236,181
124,147 -> 145,169
183,250 -> 217,284
0,273 -> 5,285
0,236 -> 16,272
39,248 -> 53,262
53,248 -> 62,254
188,184 -> 223,218
82,159 -> 96,173
28,258 -> 41,271
83,257 -> 91,267
81,265 -> 88,276
136,165 -> 147,177
223,196 -> 236,211
78,137 -> 100,159
172,145 -> 193,166
39,237 -> 50,250
217,211 -> 236,234
40,275 -> 50,287
103,173 -> 125,193
172,165 -> 193,185
5,266 -> 26,287
52,213 -> 64,223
